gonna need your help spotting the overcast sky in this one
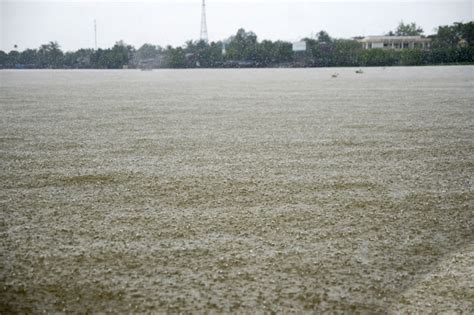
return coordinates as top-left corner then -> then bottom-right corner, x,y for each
1,0 -> 472,52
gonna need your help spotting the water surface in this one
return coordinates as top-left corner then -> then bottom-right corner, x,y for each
1,66 -> 473,313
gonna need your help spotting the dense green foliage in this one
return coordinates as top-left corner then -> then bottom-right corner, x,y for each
1,22 -> 473,69
387,21 -> 424,36
433,22 -> 474,48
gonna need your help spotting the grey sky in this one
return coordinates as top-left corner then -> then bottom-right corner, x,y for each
1,0 -> 472,52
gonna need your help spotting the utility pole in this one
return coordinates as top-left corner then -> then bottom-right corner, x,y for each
200,0 -> 208,43
94,20 -> 98,50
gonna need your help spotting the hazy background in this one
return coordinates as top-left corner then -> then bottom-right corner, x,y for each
1,0 -> 472,52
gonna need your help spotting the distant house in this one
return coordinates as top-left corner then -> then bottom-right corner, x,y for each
359,36 -> 431,50
136,55 -> 166,69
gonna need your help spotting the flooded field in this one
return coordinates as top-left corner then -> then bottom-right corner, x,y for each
1,66 -> 473,313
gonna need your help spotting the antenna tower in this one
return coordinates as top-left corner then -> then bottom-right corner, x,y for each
200,0 -> 208,42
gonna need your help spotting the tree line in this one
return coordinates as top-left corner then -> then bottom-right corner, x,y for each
1,21 -> 472,69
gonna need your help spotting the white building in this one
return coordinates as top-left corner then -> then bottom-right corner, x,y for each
359,36 -> 431,50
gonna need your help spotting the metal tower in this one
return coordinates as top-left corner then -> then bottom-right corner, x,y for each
200,0 -> 208,42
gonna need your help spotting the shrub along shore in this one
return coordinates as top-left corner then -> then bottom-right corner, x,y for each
1,22 -> 473,69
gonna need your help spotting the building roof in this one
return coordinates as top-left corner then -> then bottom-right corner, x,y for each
359,36 -> 431,42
